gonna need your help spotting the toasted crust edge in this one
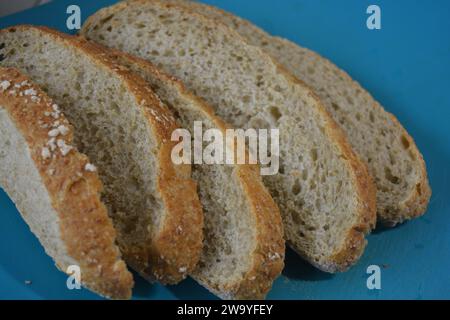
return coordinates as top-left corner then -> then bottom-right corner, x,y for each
271,39 -> 431,226
276,62 -> 377,273
0,25 -> 204,284
0,67 -> 134,299
97,48 -> 286,299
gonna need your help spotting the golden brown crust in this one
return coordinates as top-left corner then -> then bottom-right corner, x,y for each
275,41 -> 431,226
379,112 -> 431,226
100,48 -> 285,299
278,63 -> 377,272
0,25 -> 204,284
0,67 -> 133,299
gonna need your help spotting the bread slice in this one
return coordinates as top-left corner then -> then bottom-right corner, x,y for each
100,48 -> 285,299
170,0 -> 431,226
81,0 -> 376,272
0,67 -> 133,299
0,25 -> 204,284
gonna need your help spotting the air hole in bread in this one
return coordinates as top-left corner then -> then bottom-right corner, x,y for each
269,106 -> 282,121
302,169 -> 308,180
401,135 -> 410,149
106,26 -> 112,32
416,183 -> 422,196
292,179 -> 301,195
291,211 -> 305,225
369,111 -> 375,122
385,167 -> 400,184
100,14 -> 114,24
389,152 -> 396,165
242,95 -> 251,103
336,180 -> 343,193
111,102 -> 121,114
331,102 -> 340,110
346,95 -> 354,105
310,148 -> 318,162
355,113 -> 361,121
0,43 -> 5,50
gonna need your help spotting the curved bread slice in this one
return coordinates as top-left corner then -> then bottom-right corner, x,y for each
0,67 -> 133,299
172,0 -> 431,226
104,49 -> 285,299
0,25 -> 203,284
81,0 -> 376,272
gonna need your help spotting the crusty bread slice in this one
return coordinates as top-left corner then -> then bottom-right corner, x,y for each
0,25 -> 204,284
81,0 -> 376,272
171,0 -> 431,226
0,67 -> 133,299
101,48 -> 285,299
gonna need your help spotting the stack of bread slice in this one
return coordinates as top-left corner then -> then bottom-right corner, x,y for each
81,0 -> 377,274
0,0 -> 431,300
0,26 -> 206,296
0,25 -> 285,299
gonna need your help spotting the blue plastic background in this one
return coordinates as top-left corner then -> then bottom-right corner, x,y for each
0,0 -> 449,300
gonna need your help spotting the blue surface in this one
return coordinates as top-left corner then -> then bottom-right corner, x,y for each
0,0 -> 449,300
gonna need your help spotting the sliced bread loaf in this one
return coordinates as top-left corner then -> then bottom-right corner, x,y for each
81,0 -> 376,272
0,25 -> 204,284
171,0 -> 431,226
0,67 -> 133,299
103,49 -> 285,299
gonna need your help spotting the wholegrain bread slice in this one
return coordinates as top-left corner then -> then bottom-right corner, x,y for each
0,67 -> 133,299
102,49 -> 285,299
81,0 -> 376,272
0,25 -> 204,284
170,0 -> 431,226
